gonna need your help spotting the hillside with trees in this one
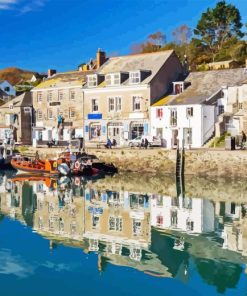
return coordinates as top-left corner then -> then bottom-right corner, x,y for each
0,67 -> 36,85
130,1 -> 247,70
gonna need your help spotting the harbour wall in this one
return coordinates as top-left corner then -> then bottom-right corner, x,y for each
31,147 -> 247,177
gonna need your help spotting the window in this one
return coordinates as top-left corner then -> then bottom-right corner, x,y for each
47,91 -> 52,102
186,219 -> 194,231
156,108 -> 163,118
130,72 -> 140,84
186,107 -> 193,117
170,109 -> 177,126
156,215 -> 163,226
87,75 -> 97,87
92,215 -> 100,229
239,103 -> 243,110
109,216 -> 123,231
37,110 -> 42,120
218,105 -> 224,114
4,86 -> 10,92
58,91 -> 64,101
47,109 -> 53,120
92,99 -> 99,112
133,96 -> 141,111
133,219 -> 142,236
173,82 -> 184,94
69,108 -> 75,118
108,96 -> 121,112
116,97 -> 121,111
70,90 -> 75,100
108,97 -> 115,112
105,73 -> 120,86
37,92 -> 42,102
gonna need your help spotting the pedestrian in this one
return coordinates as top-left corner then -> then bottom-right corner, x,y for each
144,138 -> 149,149
241,131 -> 246,149
105,139 -> 112,149
140,139 -> 145,149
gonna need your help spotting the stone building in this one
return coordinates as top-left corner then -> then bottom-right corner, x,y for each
31,49 -> 107,146
83,50 -> 183,146
0,92 -> 32,144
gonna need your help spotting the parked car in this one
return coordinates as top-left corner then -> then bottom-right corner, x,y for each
128,135 -> 161,147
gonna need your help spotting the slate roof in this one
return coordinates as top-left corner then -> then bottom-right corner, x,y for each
161,68 -> 247,106
96,50 -> 175,85
33,70 -> 95,90
0,92 -> 32,108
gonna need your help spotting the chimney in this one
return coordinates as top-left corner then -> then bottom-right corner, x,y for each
96,48 -> 106,69
48,69 -> 56,77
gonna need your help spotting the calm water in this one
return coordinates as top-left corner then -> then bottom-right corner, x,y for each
0,170 -> 246,296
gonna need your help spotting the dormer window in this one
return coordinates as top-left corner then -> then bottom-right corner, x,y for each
173,82 -> 184,95
87,75 -> 97,88
130,71 -> 140,84
105,73 -> 121,86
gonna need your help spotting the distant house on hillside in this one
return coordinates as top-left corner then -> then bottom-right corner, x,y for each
197,60 -> 240,71
30,73 -> 48,82
0,80 -> 16,100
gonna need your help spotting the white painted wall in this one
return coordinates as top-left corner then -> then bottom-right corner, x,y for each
150,195 -> 215,234
151,104 -> 215,148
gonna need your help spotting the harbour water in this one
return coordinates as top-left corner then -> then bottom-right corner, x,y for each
0,170 -> 246,296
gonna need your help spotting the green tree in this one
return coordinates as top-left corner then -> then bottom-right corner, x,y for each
194,0 -> 244,61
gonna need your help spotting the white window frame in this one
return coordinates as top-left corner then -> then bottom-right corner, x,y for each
87,75 -> 97,88
132,95 -> 141,111
58,90 -> 64,101
47,109 -> 53,120
70,90 -> 75,100
47,91 -> 52,102
37,92 -> 42,102
108,96 -> 122,112
186,107 -> 193,117
105,73 -> 120,86
129,71 -> 141,84
92,98 -> 99,112
108,97 -> 115,112
37,110 -> 43,120
170,108 -> 177,127
69,108 -> 76,118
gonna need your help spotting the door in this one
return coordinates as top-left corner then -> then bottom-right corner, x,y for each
172,129 -> 178,148
107,123 -> 123,144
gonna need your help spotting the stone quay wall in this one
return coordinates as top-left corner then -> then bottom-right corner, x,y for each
32,147 -> 247,177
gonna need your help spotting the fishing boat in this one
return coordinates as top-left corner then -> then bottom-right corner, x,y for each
11,157 -> 60,176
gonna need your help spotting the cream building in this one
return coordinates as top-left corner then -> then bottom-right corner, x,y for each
83,50 -> 183,146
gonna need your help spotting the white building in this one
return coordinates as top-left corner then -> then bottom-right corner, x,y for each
151,68 -> 247,148
150,195 -> 215,234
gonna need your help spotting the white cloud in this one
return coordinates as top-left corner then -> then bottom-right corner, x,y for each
0,0 -> 46,13
0,0 -> 17,10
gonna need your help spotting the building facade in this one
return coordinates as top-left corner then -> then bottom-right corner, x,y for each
83,50 -> 183,146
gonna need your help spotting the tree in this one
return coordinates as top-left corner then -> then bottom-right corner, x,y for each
194,1 -> 244,60
172,24 -> 192,44
130,31 -> 166,54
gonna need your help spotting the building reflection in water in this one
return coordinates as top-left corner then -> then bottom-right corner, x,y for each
0,172 -> 247,292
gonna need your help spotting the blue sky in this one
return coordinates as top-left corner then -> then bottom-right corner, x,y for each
0,0 -> 246,72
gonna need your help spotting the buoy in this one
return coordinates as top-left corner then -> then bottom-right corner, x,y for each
75,161 -> 80,170
75,177 -> 80,186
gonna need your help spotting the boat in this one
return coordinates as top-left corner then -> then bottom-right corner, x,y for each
11,157 -> 60,176
60,151 -> 118,175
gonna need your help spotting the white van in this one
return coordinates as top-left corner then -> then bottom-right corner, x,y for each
128,135 -> 161,147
